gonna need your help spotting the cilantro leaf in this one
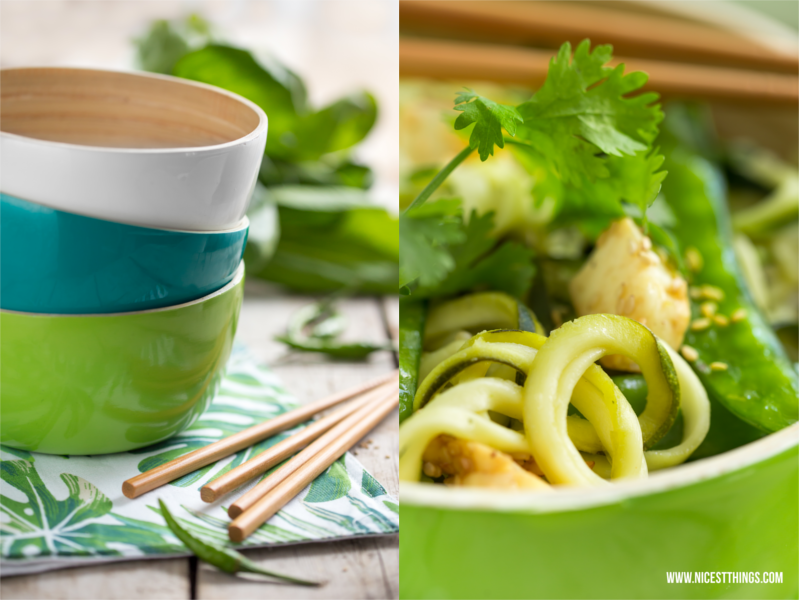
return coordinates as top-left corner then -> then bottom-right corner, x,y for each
516,39 -> 663,186
400,39 -> 666,301
407,209 -> 536,300
454,90 -> 523,161
400,199 -> 466,288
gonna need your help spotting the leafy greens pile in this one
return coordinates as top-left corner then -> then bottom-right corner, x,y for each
135,16 -> 398,294
400,40 -> 666,299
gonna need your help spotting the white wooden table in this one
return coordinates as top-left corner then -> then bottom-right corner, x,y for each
0,283 -> 400,599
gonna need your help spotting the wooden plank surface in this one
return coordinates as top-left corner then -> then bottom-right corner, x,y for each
0,559 -> 191,599
1,283 -> 399,599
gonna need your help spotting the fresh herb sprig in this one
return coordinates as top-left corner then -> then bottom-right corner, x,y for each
400,40 -> 666,297
159,500 -> 320,586
276,296 -> 391,359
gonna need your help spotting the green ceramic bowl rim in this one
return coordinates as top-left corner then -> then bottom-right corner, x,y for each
402,421 -> 799,513
1,260 -> 245,318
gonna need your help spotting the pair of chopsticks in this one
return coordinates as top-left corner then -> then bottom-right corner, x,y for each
399,1 -> 799,105
400,1 -> 798,73
400,38 -> 799,105
123,371 -> 399,543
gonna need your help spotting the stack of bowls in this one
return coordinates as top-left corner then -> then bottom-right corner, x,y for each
0,67 -> 268,455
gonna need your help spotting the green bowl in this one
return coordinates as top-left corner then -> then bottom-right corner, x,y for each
0,262 -> 245,455
400,424 -> 798,599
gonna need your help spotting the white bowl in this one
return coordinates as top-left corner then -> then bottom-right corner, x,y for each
0,67 -> 267,232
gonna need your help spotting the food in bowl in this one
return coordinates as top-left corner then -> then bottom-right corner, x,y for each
399,40 -> 796,490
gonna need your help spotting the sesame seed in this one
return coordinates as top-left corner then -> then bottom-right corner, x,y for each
710,362 -> 729,371
685,247 -> 704,272
713,314 -> 729,327
641,237 -> 652,251
689,287 -> 703,300
731,308 -> 747,322
681,345 -> 699,362
691,318 -> 711,331
700,302 -> 717,318
701,285 -> 725,302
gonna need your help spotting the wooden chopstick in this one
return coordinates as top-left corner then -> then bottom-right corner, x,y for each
121,370 -> 398,499
400,0 -> 798,73
228,388 -> 399,542
200,377 -> 398,502
227,383 -> 398,519
400,37 -> 799,105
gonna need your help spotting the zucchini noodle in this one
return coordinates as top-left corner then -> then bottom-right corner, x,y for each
399,294 -> 711,490
644,345 -> 711,470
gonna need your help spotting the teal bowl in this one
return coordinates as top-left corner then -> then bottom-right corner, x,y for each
0,262 -> 245,455
400,424 -> 798,599
0,192 -> 248,314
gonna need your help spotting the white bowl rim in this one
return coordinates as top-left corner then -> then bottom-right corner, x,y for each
0,261 -> 245,319
401,420 -> 799,513
0,191 -> 251,235
0,66 -> 267,154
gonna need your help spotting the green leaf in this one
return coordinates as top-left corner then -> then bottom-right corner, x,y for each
0,445 -> 34,463
173,44 -> 307,160
400,199 -> 466,288
383,500 -> 399,515
242,183 -> 280,273
253,190 -> 398,294
346,496 -> 396,532
0,461 -> 178,558
304,457 -> 351,503
276,336 -> 388,359
158,500 -> 319,586
174,45 -> 375,162
302,504 -> 371,534
289,93 -> 378,160
360,470 -> 387,498
259,157 -> 373,188
517,40 -> 662,185
408,209 -> 537,300
134,15 -> 213,75
454,90 -> 523,161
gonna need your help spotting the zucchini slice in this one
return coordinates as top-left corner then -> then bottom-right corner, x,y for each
424,292 -> 544,346
644,344 -> 711,470
413,338 -> 539,411
524,314 -> 680,486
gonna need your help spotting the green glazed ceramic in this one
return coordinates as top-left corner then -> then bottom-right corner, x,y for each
400,424 -> 799,600
0,262 -> 245,455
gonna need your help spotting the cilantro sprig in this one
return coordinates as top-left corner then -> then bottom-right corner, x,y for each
400,40 -> 666,297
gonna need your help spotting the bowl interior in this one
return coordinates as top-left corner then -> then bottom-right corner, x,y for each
0,67 -> 262,149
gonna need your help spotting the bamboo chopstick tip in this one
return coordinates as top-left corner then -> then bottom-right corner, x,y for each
121,481 -> 138,499
200,486 -> 217,503
228,524 -> 245,543
228,505 -> 244,519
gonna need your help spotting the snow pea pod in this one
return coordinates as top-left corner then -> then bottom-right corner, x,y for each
399,299 -> 428,423
158,500 -> 318,586
660,147 -> 798,434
